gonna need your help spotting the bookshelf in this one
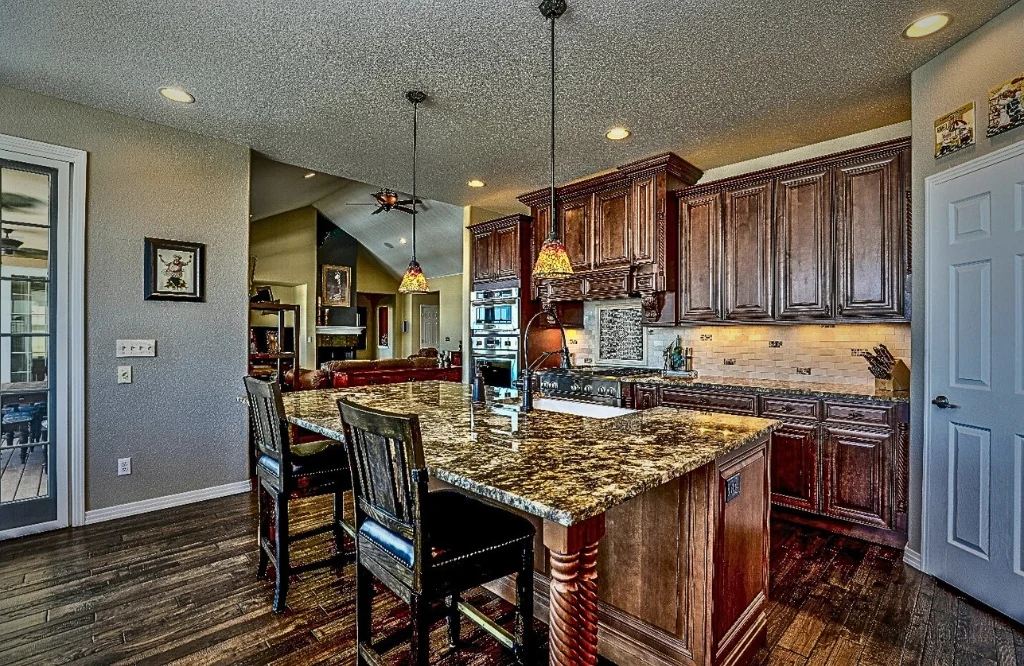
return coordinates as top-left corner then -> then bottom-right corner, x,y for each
248,302 -> 299,388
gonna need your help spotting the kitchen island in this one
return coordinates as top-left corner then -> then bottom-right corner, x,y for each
283,382 -> 779,666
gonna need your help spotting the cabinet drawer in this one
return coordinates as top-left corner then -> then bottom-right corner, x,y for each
823,401 -> 892,428
659,389 -> 756,415
545,277 -> 584,301
583,272 -> 630,299
632,272 -> 656,292
760,396 -> 820,421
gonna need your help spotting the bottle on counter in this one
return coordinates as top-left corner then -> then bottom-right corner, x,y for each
472,366 -> 487,404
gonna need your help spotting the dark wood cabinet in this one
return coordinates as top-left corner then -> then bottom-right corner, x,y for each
724,181 -> 774,320
468,214 -> 534,289
769,421 -> 819,512
822,426 -> 892,528
631,176 -> 657,265
834,150 -> 904,319
628,383 -> 909,547
678,192 -> 722,320
561,196 -> 592,272
593,186 -> 631,271
775,169 -> 833,319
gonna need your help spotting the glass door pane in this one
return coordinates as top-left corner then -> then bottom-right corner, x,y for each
0,160 -> 57,529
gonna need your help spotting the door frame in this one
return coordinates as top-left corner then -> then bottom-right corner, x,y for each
922,137 -> 1024,573
0,132 -> 87,536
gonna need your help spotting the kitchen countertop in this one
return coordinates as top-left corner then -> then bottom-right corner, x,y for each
622,374 -> 910,404
281,382 -> 778,526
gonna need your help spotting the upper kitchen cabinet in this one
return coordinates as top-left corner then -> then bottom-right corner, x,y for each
724,181 -> 774,320
775,168 -> 833,319
468,214 -> 534,289
834,146 -> 906,319
671,137 -> 910,325
678,191 -> 722,320
518,153 -> 703,323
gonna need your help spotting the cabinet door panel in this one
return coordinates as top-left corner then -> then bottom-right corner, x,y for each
634,385 -> 659,410
632,176 -> 656,264
725,182 -> 773,319
561,197 -> 592,272
776,170 -> 833,319
472,231 -> 494,282
679,192 -> 722,320
822,426 -> 891,528
494,226 -> 519,279
835,153 -> 903,318
594,187 -> 631,270
770,422 -> 819,512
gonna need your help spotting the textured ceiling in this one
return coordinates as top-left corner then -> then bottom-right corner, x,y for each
315,180 -> 467,279
1,0 -> 1016,215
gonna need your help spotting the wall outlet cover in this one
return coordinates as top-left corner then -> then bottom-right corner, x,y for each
116,340 -> 156,357
769,340 -> 783,348
117,457 -> 132,476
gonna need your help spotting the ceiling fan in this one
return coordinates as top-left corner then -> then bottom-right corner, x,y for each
345,187 -> 422,215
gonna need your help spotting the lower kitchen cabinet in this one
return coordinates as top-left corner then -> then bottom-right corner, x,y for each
821,426 -> 892,529
770,421 -> 818,512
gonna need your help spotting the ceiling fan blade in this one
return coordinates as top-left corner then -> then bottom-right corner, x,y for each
395,198 -> 423,205
371,206 -> 385,215
394,206 -> 416,215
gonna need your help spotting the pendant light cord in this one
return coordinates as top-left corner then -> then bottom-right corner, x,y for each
548,15 -> 557,240
412,99 -> 418,263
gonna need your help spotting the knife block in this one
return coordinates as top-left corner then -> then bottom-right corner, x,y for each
875,359 -> 910,393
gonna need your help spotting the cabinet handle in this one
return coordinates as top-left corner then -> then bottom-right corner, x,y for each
848,411 -> 864,419
781,405 -> 794,413
837,303 -> 844,315
698,397 -> 710,405
824,304 -> 831,317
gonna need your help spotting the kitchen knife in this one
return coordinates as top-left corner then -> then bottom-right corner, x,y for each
877,344 -> 896,366
872,346 -> 894,371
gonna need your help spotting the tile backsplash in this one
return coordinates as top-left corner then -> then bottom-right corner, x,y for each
564,300 -> 911,387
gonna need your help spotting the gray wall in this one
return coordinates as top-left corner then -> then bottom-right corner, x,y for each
0,85 -> 251,511
908,0 -> 1024,553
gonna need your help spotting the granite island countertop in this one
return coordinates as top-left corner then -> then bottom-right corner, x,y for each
282,382 -> 778,526
621,374 -> 910,404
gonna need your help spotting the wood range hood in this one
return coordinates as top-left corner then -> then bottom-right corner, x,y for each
517,152 -> 704,324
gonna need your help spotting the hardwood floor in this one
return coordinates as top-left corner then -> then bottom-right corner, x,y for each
0,492 -> 1021,666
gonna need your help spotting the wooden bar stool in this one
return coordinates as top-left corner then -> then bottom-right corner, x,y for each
244,377 -> 354,613
337,397 -> 536,666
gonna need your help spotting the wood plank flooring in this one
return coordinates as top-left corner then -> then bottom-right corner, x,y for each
0,492 -> 1021,665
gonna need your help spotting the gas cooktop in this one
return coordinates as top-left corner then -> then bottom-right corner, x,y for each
536,367 -> 659,406
542,367 -> 659,380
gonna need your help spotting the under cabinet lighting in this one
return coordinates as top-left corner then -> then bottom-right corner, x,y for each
904,13 -> 951,38
158,87 -> 195,104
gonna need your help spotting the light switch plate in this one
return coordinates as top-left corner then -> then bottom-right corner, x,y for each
116,340 -> 156,357
117,366 -> 132,384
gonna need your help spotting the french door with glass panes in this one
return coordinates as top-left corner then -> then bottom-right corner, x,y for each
0,156 -> 62,534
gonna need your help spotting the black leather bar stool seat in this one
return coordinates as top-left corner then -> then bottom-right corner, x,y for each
337,398 -> 536,666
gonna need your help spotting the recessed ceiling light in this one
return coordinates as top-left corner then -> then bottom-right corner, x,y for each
904,13 -> 951,38
399,238 -> 408,244
158,87 -> 195,104
304,172 -> 316,179
467,179 -> 486,188
605,127 -> 631,141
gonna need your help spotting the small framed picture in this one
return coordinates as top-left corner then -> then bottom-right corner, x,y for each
934,103 -> 976,159
144,238 -> 205,301
322,264 -> 351,307
987,74 -> 1024,138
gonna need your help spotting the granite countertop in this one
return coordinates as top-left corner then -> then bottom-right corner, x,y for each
281,382 -> 778,526
622,374 -> 910,404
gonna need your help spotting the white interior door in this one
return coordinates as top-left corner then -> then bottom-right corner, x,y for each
925,140 -> 1024,623
419,304 -> 439,350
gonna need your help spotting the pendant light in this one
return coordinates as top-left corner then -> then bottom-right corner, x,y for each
398,90 -> 430,294
532,0 -> 573,280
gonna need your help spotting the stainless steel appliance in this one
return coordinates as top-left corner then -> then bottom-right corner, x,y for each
471,335 -> 519,390
470,288 -> 520,333
537,367 -> 658,407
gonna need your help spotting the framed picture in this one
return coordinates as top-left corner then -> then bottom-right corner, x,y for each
987,74 -> 1024,138
934,103 -> 976,159
144,238 -> 205,301
265,330 -> 280,354
322,264 -> 351,307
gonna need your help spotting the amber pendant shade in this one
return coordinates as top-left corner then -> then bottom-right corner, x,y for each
398,260 -> 429,294
533,234 -> 573,279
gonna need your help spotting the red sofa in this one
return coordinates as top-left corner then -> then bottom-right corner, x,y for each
320,358 -> 462,388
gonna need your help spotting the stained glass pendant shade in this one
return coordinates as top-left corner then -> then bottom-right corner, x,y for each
531,0 -> 573,280
398,90 -> 430,294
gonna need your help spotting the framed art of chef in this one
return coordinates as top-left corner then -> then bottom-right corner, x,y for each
143,237 -> 205,302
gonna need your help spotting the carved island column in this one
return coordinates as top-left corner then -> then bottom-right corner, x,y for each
543,514 -> 606,666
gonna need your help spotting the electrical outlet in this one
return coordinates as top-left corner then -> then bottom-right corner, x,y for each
769,340 -> 783,348
723,358 -> 737,365
117,365 -> 132,384
117,457 -> 132,476
116,340 -> 156,357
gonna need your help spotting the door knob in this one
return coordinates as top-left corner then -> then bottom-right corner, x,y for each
932,395 -> 958,409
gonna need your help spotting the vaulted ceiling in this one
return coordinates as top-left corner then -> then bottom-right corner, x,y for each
1,0 -> 1016,217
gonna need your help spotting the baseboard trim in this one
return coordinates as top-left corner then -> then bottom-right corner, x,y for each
84,480 -> 251,525
903,547 -> 923,571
